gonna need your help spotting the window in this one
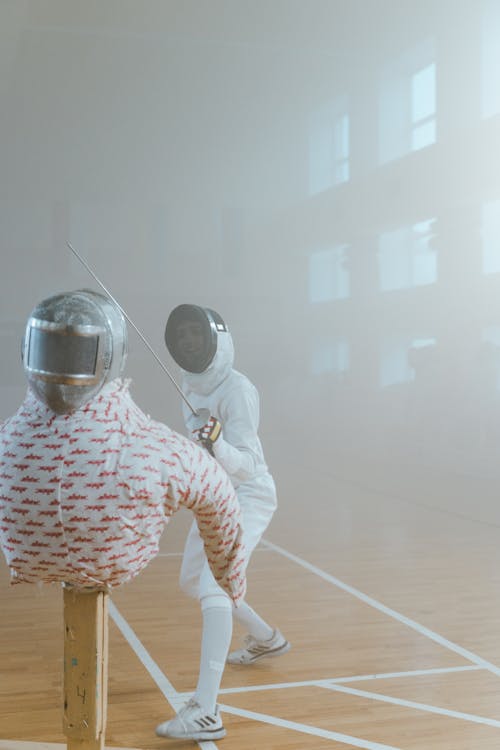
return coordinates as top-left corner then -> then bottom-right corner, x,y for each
380,337 -> 415,387
411,64 -> 436,150
309,99 -> 350,194
309,245 -> 350,302
333,113 -> 350,184
379,39 -> 436,163
379,219 -> 437,291
312,337 -> 350,375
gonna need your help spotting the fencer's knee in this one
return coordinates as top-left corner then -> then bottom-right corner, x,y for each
178,572 -> 199,599
200,593 -> 232,612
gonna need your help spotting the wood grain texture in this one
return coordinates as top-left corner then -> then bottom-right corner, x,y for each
2,472 -> 500,749
63,587 -> 108,750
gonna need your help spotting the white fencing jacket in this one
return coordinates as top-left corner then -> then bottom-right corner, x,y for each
0,379 -> 246,601
179,330 -> 277,599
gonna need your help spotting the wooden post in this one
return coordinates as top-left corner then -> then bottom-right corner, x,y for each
63,586 -> 109,750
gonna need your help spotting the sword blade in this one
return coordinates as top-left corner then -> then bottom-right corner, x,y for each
66,241 -> 198,417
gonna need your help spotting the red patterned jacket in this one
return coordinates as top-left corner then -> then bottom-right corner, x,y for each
0,379 -> 246,602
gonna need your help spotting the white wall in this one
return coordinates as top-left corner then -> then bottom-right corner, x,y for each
2,0 -> 500,519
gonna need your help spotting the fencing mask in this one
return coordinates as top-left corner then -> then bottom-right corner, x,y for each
22,289 -> 128,414
164,304 -> 228,373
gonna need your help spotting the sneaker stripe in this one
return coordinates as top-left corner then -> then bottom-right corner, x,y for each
195,715 -> 219,728
247,641 -> 290,661
249,642 -> 289,654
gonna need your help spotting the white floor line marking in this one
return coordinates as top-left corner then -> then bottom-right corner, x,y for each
109,600 -> 400,748
174,665 -> 478,697
156,547 -> 271,559
108,601 -> 218,750
324,664 -> 483,682
108,546 -> 494,745
217,703 -> 402,750
262,539 -> 500,676
157,547 -> 271,557
157,552 -> 184,557
321,683 -> 500,727
325,664 -> 481,684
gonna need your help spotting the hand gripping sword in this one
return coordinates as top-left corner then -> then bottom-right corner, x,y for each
66,241 -> 209,426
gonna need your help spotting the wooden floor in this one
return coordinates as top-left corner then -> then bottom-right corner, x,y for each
2,454 -> 500,749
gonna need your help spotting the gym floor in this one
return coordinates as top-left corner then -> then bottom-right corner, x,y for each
1,455 -> 500,750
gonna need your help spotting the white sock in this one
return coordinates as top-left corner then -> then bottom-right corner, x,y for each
232,600 -> 274,641
193,598 -> 232,714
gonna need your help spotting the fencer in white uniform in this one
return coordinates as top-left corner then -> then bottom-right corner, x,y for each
156,304 -> 290,742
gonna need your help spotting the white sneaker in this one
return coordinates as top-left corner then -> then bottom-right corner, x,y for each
155,698 -> 226,741
227,628 -> 291,665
